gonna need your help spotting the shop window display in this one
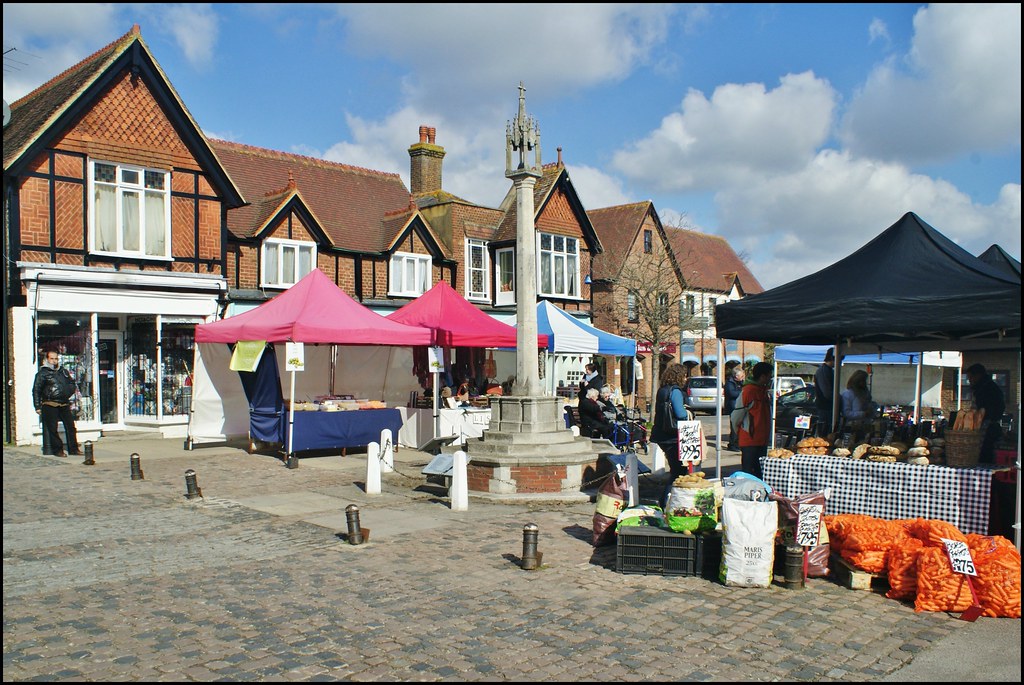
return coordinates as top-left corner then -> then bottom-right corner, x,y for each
35,314 -> 95,422
161,321 -> 195,417
127,317 -> 158,417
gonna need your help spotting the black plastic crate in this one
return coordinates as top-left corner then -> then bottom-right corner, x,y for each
616,526 -> 707,576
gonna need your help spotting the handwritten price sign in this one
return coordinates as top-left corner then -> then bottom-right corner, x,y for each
796,503 -> 824,547
942,538 -> 977,576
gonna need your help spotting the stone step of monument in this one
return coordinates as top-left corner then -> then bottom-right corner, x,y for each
465,438 -> 599,461
467,430 -> 582,446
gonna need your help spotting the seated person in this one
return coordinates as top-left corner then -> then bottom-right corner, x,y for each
578,387 -> 613,440
455,378 -> 475,403
598,385 -> 620,422
441,386 -> 459,409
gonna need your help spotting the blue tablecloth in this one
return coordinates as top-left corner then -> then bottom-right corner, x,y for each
762,454 -> 996,534
286,408 -> 403,453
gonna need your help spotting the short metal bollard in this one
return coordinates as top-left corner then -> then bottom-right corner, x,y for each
521,523 -> 542,570
345,504 -> 364,545
286,454 -> 299,469
129,453 -> 144,480
82,441 -> 95,466
783,545 -> 805,588
184,469 -> 203,499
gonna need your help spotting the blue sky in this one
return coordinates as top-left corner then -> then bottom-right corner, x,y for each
4,3 -> 1020,289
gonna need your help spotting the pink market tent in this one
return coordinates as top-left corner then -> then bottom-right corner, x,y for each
196,268 -> 433,345
387,280 -> 547,348
187,269 -> 433,451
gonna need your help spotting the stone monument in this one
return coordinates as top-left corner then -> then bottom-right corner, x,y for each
464,83 -> 600,501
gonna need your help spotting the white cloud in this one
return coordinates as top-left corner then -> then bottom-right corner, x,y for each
154,4 -> 218,68
612,71 -> 837,191
714,150 -> 1021,288
867,18 -> 890,46
841,3 -> 1021,162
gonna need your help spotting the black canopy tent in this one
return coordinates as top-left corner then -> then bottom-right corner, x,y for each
714,212 -> 1020,353
714,211 -> 1021,547
978,244 -> 1022,282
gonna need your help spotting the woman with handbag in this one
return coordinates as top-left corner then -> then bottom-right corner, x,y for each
650,363 -> 693,508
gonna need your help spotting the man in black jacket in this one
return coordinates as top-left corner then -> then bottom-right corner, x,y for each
965,363 -> 1005,464
32,349 -> 80,457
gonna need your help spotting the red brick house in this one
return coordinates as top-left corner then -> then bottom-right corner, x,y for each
3,26 -> 245,445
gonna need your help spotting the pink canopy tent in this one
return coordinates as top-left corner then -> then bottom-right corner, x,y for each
387,280 -> 547,348
196,268 -> 433,345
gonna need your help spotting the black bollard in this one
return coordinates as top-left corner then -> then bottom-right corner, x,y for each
286,454 -> 299,469
345,504 -> 364,545
184,469 -> 203,499
521,523 -> 541,570
82,441 -> 95,466
130,453 -> 144,480
783,545 -> 805,588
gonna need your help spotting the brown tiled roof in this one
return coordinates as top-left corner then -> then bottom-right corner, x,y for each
665,227 -> 764,295
587,201 -> 655,281
210,139 -> 414,252
4,28 -> 137,170
493,163 -> 562,242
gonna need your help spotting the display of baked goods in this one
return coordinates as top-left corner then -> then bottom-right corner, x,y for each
906,455 -> 930,466
888,441 -> 909,453
767,448 -> 795,459
796,436 -> 830,450
865,453 -> 898,463
913,437 -> 930,447
831,448 -> 852,457
906,446 -> 930,458
852,444 -> 870,460
868,445 -> 902,457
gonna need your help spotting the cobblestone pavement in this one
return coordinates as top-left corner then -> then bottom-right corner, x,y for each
3,439 -> 1019,682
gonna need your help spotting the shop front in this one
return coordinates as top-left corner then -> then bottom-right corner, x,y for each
13,265 -> 226,446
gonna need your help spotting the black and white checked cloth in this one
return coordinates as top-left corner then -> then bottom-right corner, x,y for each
762,455 -> 995,534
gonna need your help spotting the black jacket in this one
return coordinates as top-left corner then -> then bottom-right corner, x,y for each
33,365 -> 76,409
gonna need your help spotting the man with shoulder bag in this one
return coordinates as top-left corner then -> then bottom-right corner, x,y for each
32,349 -> 80,457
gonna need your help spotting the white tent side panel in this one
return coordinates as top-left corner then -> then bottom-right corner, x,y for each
334,345 -> 420,405
838,363 -> 944,408
187,343 -> 250,444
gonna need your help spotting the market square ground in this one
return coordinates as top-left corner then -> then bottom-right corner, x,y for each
2,435 -> 1020,682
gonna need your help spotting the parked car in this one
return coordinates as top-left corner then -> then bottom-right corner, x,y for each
774,385 -> 820,435
685,376 -> 724,414
771,376 -> 807,399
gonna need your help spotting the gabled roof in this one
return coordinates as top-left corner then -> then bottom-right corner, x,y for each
3,25 -> 244,207
587,201 -> 659,281
492,163 -> 603,252
210,139 -> 421,253
665,227 -> 764,296
382,206 -> 452,260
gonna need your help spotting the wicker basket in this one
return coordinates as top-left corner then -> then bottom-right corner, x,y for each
944,429 -> 983,467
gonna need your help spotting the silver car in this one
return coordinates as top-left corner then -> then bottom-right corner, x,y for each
685,376 -> 723,414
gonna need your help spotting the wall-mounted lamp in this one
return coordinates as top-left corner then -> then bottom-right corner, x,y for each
584,275 -> 592,285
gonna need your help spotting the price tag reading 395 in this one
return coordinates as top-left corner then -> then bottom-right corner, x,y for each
942,538 -> 977,576
796,503 -> 824,547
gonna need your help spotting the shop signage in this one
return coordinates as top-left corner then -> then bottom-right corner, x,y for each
636,341 -> 678,355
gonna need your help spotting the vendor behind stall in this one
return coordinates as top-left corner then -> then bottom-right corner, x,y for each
965,363 -> 1005,464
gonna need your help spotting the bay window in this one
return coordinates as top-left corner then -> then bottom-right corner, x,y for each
465,239 -> 489,301
538,233 -> 579,298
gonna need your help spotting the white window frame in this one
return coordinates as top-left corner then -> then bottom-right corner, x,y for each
464,238 -> 490,301
88,159 -> 172,260
495,247 -> 515,306
537,233 -> 579,298
389,252 -> 431,297
261,238 -> 317,288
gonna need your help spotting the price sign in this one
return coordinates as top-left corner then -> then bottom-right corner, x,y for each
676,420 -> 704,464
796,503 -> 824,547
942,538 -> 977,576
794,414 -> 811,430
285,342 -> 305,372
427,346 -> 444,372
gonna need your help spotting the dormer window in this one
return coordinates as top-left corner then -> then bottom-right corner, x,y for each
89,160 -> 171,259
390,252 -> 431,297
262,238 -> 315,287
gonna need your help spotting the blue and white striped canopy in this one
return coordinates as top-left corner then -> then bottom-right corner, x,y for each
535,300 -> 636,356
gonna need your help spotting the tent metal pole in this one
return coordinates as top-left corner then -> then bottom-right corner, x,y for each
833,341 -> 843,434
913,353 -> 923,425
287,369 -> 296,459
771,359 -> 778,449
716,337 -> 723,481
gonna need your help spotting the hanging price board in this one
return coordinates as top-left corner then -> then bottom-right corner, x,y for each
285,342 -> 305,372
427,346 -> 444,373
795,414 -> 812,430
942,538 -> 977,576
796,503 -> 824,547
676,420 -> 704,464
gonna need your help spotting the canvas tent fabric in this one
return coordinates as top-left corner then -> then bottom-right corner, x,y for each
773,344 -> 961,366
978,244 -> 1021,281
535,300 -> 636,356
195,268 -> 433,345
714,212 -> 1021,351
387,280 -> 547,348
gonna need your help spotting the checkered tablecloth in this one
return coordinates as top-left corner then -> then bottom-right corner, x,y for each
762,454 -> 996,534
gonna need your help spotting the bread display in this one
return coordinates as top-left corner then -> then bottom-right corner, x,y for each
831,448 -> 852,457
767,448 -> 795,459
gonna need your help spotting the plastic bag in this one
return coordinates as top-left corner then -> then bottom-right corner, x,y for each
771,491 -> 831,577
592,470 -> 629,546
665,485 -> 718,533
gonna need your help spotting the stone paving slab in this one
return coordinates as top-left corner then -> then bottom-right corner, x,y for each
3,440 -> 1020,682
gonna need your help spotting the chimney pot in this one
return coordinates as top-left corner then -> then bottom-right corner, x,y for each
419,126 -> 428,143
428,127 -> 436,144
557,147 -> 563,167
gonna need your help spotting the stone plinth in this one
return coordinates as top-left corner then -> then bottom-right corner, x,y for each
464,395 -> 601,501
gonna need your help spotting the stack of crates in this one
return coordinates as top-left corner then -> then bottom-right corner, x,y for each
616,526 -> 722,578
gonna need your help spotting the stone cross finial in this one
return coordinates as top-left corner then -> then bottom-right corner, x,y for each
506,81 -> 542,177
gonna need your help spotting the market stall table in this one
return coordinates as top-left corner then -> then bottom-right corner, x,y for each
762,454 -> 997,534
285,408 -> 403,453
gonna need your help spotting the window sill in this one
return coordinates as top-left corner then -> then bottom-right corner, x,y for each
89,251 -> 173,262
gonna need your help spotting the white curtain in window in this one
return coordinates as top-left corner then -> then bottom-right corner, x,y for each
298,246 -> 313,278
145,191 -> 166,256
282,245 -> 296,284
540,253 -> 552,293
567,254 -> 578,296
554,255 -> 565,294
417,258 -> 429,294
95,185 -> 116,251
122,190 -> 140,252
265,245 -> 279,284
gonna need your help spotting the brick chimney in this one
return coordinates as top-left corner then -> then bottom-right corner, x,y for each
408,124 -> 445,195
